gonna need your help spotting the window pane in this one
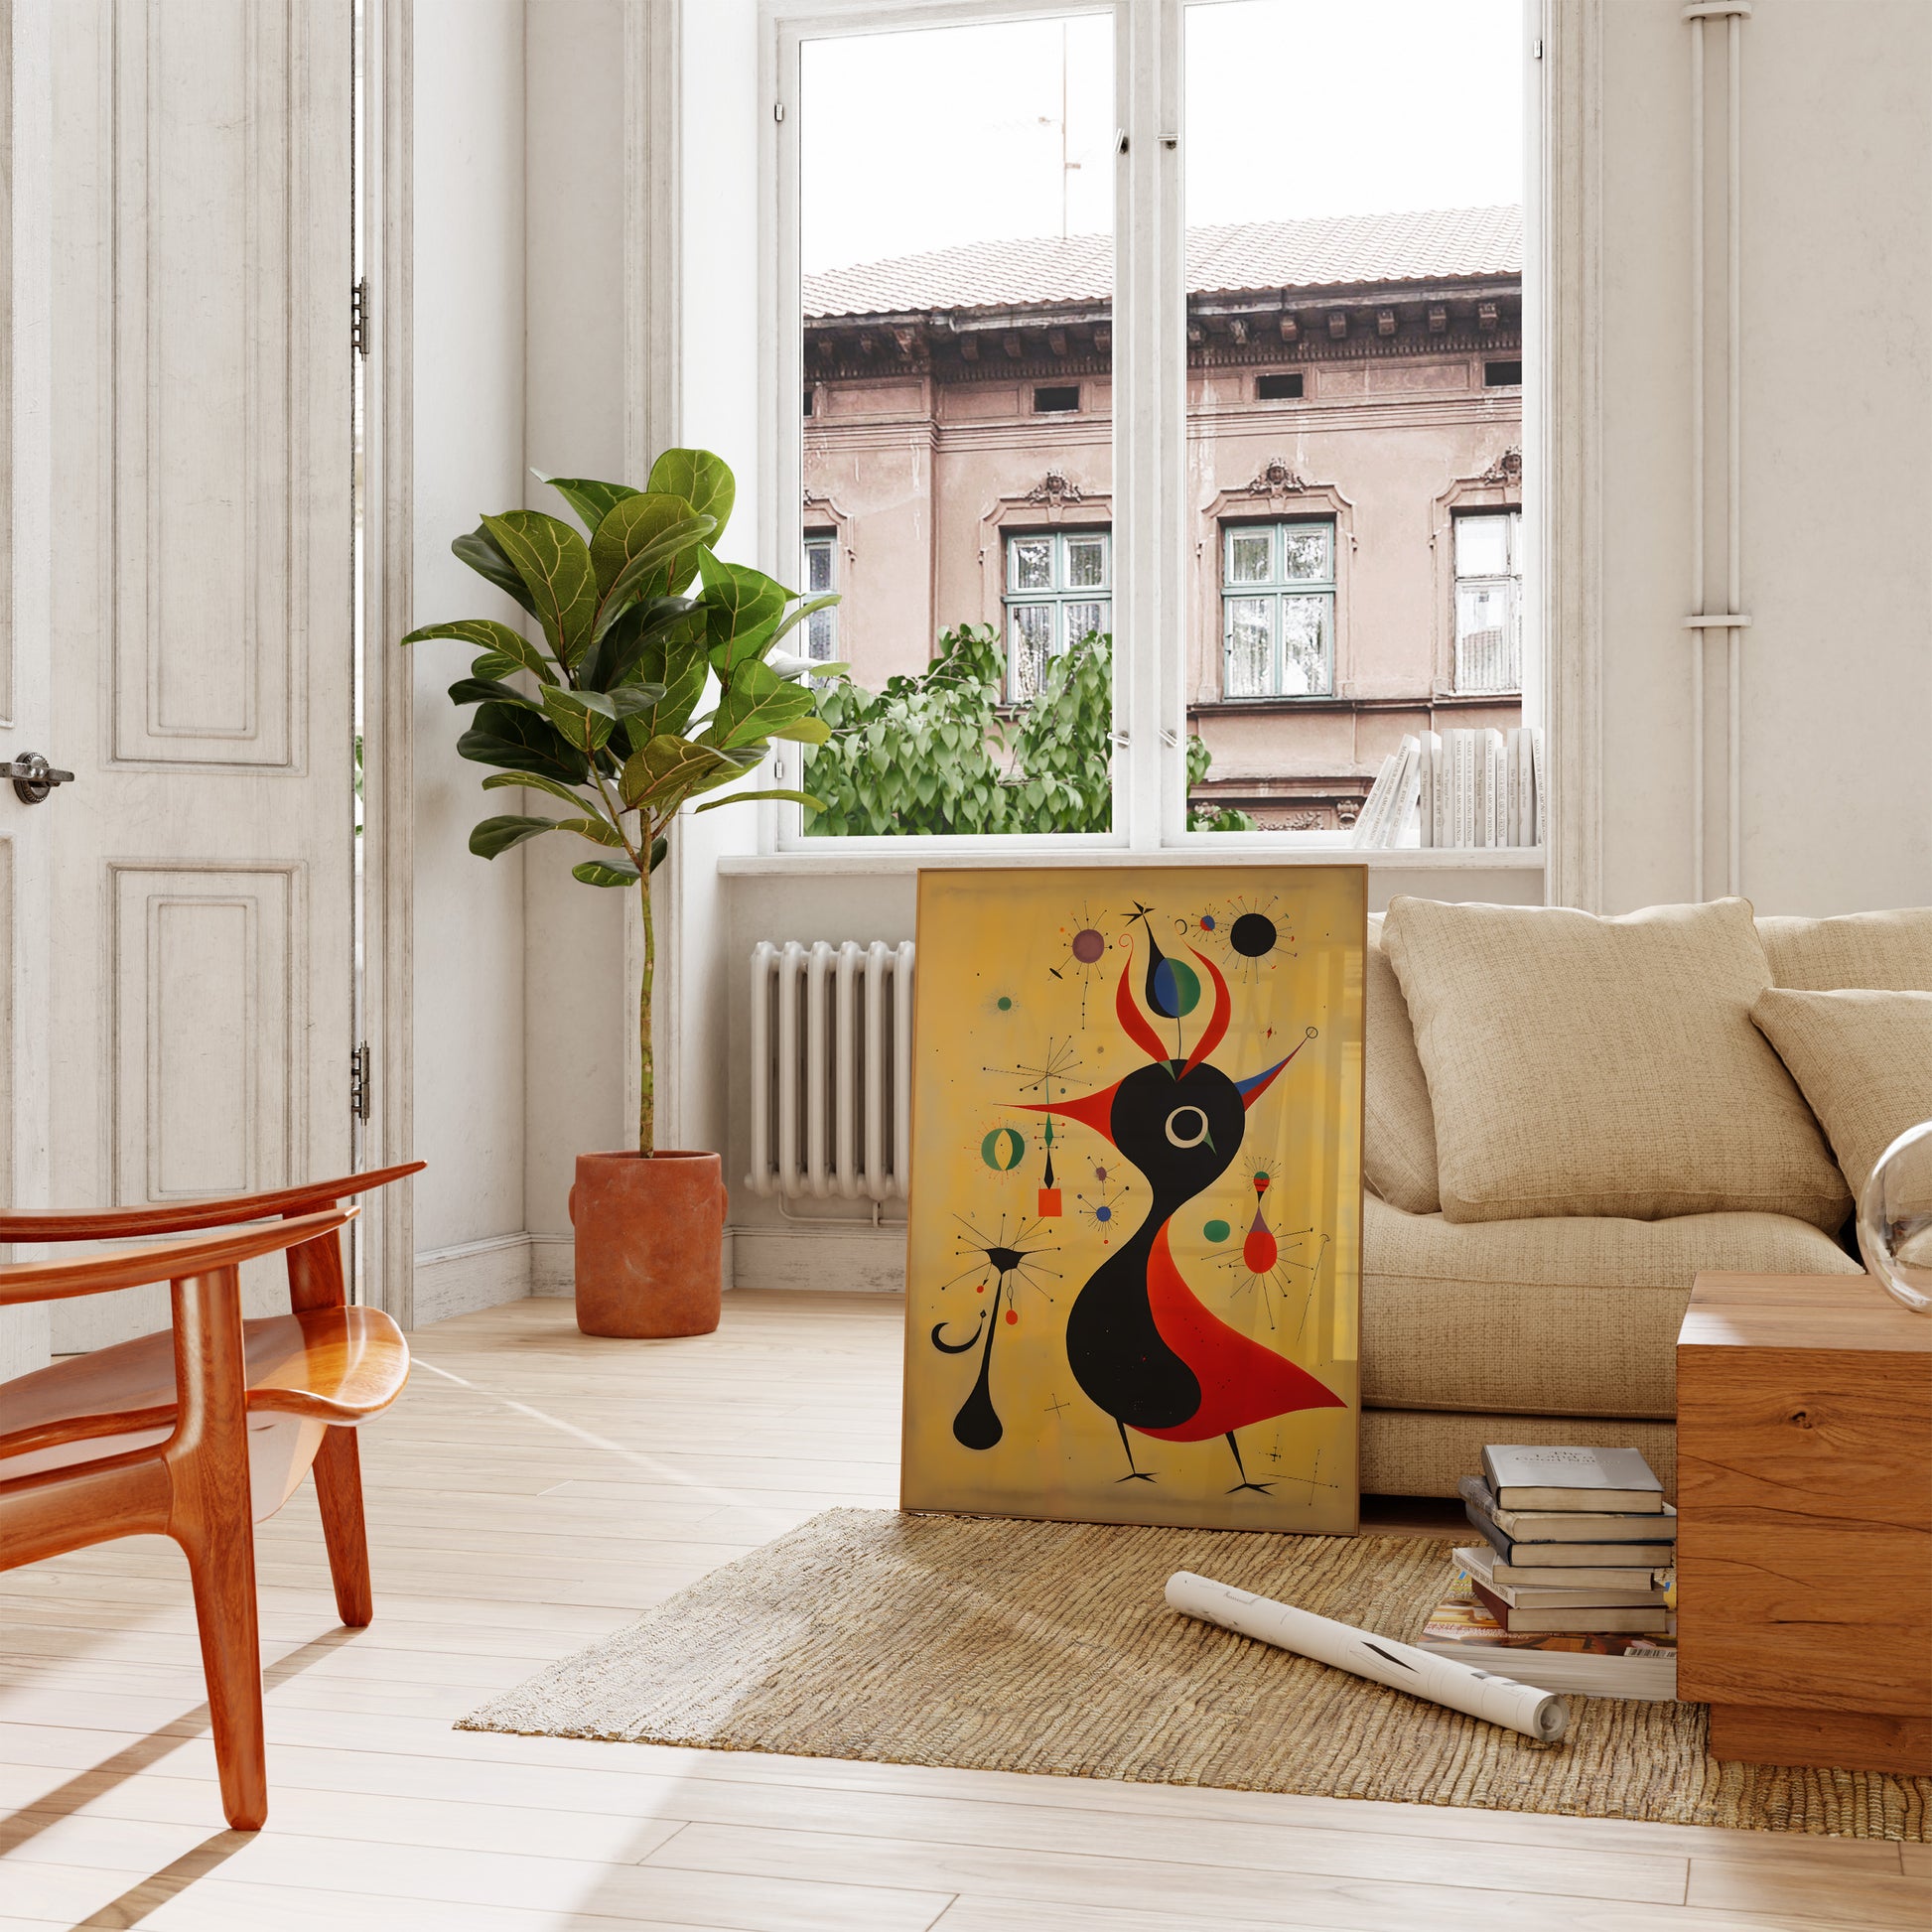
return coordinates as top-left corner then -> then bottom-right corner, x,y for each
799,12 -> 1115,836
1280,595 -> 1331,696
1009,537 -> 1053,592
1009,604 -> 1056,701
1454,513 -> 1510,579
806,607 -> 838,661
1454,581 -> 1518,692
1063,535 -> 1107,589
1281,523 -> 1332,584
1225,598 -> 1273,697
1226,530 -> 1272,585
1183,0 -> 1524,832
1064,601 -> 1107,645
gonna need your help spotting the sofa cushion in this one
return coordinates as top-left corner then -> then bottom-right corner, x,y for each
1758,908 -> 1932,991
1363,914 -> 1441,1215
1362,1409 -> 1680,1503
1381,895 -> 1851,1230
1751,988 -> 1932,1199
1361,1190 -> 1863,1420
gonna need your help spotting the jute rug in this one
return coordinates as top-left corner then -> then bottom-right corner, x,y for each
459,1508 -> 1930,1839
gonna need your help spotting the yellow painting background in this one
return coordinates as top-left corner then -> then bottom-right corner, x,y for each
900,865 -> 1364,1534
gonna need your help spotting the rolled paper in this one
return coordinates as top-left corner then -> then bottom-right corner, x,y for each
1165,1570 -> 1570,1743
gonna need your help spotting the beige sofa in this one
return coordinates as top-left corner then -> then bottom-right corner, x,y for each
1360,906 -> 1931,1498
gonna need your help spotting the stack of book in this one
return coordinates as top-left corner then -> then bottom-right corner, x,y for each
1352,726 -> 1544,851
1417,1444 -> 1678,1701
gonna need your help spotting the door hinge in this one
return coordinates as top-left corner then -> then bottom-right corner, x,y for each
350,1042 -> 372,1122
351,277 -> 371,359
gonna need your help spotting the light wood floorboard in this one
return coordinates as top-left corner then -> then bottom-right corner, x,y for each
1,1291 -> 1922,1931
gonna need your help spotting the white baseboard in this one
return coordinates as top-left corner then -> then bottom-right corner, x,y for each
411,1232 -> 533,1327
729,1221 -> 906,1293
529,1232 -> 575,1298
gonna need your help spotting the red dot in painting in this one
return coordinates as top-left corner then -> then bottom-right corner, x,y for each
1005,1310 -> 1018,1324
976,1283 -> 986,1293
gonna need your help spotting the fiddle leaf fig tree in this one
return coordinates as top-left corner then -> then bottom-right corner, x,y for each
403,449 -> 836,1153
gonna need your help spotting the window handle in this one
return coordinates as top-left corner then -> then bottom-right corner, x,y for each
2,751 -> 74,804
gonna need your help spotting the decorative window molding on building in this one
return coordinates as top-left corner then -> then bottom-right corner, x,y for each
1450,508 -> 1522,695
1004,527 -> 1111,702
1220,518 -> 1337,699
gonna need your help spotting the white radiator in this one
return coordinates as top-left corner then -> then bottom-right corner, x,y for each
747,940 -> 916,1201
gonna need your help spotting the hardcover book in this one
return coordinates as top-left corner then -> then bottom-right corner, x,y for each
1470,1580 -> 1674,1635
1457,1474 -> 1677,1543
1419,1587 -> 1678,1701
1454,1544 -> 1672,1593
1479,1444 -> 1666,1512
1462,1503 -> 1674,1568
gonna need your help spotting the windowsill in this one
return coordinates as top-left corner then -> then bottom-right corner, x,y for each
718,845 -> 1547,877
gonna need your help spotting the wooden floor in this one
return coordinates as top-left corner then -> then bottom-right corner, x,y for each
2,1291 -> 1925,1932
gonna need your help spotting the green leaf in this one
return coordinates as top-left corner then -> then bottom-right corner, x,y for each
590,597 -> 706,697
648,835 -> 669,873
699,555 -> 792,672
481,511 -> 599,666
573,856 -> 642,889
480,769 -> 599,812
589,492 -> 711,600
645,449 -> 736,554
704,658 -> 815,749
693,786 -> 825,814
619,734 -> 746,814
447,676 -> 539,711
538,684 -> 618,755
451,527 -> 538,619
593,515 -> 717,643
557,815 -> 627,848
749,592 -> 840,668
537,473 -> 639,536
457,701 -> 591,786
469,814 -> 559,859
400,616 -> 557,685
772,714 -> 831,746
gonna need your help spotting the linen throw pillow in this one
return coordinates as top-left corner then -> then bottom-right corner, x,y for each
1363,914 -> 1441,1215
1757,907 -> 1932,991
1381,896 -> 1851,1229
1750,988 -> 1932,1200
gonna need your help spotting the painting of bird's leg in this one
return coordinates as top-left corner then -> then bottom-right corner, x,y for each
1115,1418 -> 1156,1483
1224,1430 -> 1274,1495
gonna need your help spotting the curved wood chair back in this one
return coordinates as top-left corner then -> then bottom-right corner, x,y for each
0,1162 -> 424,1833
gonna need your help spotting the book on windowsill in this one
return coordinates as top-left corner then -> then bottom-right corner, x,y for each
1469,1579 -> 1674,1635
1461,1506 -> 1675,1569
1454,1543 -> 1673,1593
1418,1581 -> 1678,1701
1479,1444 -> 1668,1513
1457,1474 -> 1677,1543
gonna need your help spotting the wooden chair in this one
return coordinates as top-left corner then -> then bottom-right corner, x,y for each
0,1163 -> 422,1830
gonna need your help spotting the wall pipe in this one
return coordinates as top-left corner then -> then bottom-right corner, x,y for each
1683,1 -> 1752,899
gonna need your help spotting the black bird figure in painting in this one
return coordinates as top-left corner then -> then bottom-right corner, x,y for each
1022,939 -> 1343,1491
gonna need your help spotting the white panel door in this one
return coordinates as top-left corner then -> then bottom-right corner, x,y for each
43,1 -> 354,1351
0,0 -> 56,1379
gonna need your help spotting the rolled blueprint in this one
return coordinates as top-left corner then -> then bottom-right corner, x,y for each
1166,1571 -> 1569,1743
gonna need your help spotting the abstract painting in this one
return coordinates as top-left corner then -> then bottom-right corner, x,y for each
901,866 -> 1364,1534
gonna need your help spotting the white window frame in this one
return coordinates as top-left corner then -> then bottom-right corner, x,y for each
1449,508 -> 1523,696
1219,518 -> 1337,699
756,0 -> 1551,865
1004,528 -> 1112,702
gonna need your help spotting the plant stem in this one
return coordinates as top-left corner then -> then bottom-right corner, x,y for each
638,843 -> 655,1155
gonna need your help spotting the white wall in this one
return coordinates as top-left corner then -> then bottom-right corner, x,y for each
1591,0 -> 1932,915
522,0 -> 629,1266
410,1 -> 530,1279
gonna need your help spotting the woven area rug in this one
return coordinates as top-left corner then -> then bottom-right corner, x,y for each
458,1508 -> 1930,1839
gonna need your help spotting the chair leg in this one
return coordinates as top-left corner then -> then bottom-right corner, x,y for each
182,1512 -> 269,1831
313,1425 -> 373,1627
167,1265 -> 269,1832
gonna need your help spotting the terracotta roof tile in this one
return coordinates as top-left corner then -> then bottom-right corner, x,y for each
803,206 -> 1521,321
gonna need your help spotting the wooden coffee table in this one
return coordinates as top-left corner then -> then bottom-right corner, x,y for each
1677,1272 -> 1932,1773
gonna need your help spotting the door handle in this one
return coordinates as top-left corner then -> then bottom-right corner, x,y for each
2,752 -> 75,804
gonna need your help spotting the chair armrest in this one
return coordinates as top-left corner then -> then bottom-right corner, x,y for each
0,1208 -> 355,1306
0,1162 -> 422,1243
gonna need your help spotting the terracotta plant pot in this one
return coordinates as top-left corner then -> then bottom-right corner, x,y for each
569,1150 -> 726,1339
